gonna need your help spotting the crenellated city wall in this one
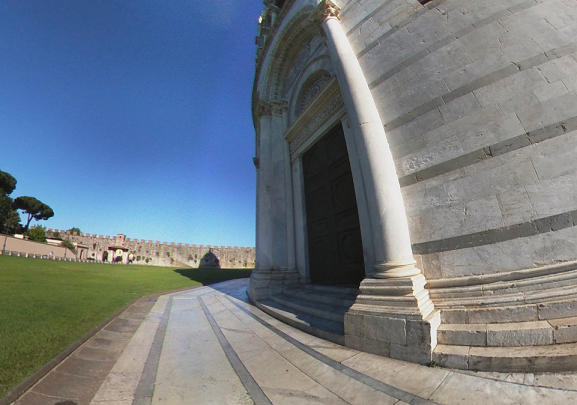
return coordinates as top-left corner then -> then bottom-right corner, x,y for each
45,229 -> 255,268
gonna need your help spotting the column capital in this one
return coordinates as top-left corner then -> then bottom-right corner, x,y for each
311,0 -> 340,24
255,100 -> 288,119
270,100 -> 288,116
255,100 -> 273,119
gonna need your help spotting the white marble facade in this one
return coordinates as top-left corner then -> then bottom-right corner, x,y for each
249,0 -> 577,369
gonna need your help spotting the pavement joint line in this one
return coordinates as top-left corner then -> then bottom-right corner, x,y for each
25,391 -> 67,400
225,296 -> 441,405
198,295 -> 273,405
131,296 -> 174,405
0,298 -> 150,405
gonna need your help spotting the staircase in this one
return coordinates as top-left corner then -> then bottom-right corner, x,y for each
254,284 -> 359,345
432,266 -> 577,372
253,265 -> 577,372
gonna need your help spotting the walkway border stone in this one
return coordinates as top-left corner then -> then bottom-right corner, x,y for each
2,285 -> 202,405
0,301 -> 134,405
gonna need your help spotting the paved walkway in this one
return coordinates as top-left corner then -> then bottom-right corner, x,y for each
12,279 -> 577,405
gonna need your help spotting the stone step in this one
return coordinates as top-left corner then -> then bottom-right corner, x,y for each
440,295 -> 577,324
269,293 -> 348,323
433,342 -> 577,372
283,287 -> 357,308
438,317 -> 577,347
302,283 -> 360,296
434,284 -> 577,309
255,299 -> 344,345
430,267 -> 577,301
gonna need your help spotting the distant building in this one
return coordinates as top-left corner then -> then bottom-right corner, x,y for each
46,230 -> 255,268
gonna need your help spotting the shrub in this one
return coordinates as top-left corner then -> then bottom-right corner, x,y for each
60,240 -> 77,254
26,226 -> 46,243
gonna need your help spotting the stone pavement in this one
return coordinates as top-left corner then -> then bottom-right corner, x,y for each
7,294 -> 162,405
11,278 -> 577,405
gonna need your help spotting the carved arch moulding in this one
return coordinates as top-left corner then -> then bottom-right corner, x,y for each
288,53 -> 335,123
257,5 -> 321,104
285,77 -> 345,159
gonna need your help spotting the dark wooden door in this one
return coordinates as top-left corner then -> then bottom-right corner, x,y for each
303,124 -> 365,285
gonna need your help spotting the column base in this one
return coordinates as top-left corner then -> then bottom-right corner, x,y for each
344,273 -> 440,365
247,267 -> 300,303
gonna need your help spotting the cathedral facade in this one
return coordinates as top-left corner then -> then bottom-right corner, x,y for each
249,0 -> 577,371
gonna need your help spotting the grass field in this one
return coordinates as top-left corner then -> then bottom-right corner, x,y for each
0,255 -> 252,399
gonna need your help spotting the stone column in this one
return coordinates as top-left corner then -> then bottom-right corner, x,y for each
249,102 -> 299,302
270,102 -> 299,291
270,104 -> 288,270
291,157 -> 310,283
312,0 -> 439,364
249,103 -> 275,301
281,106 -> 297,273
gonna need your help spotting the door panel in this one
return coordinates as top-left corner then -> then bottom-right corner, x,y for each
303,124 -> 365,285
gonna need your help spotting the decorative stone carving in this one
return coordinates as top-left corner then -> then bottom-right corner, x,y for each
255,100 -> 272,119
299,73 -> 331,113
293,43 -> 311,75
291,95 -> 342,153
284,78 -> 344,156
270,101 -> 287,116
311,0 -> 340,24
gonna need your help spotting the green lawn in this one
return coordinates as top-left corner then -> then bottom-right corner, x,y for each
0,255 -> 252,398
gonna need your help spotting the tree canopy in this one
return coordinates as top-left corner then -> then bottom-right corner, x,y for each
0,195 -> 20,235
13,196 -> 54,231
0,170 -> 16,196
0,169 -> 21,234
0,169 -> 54,236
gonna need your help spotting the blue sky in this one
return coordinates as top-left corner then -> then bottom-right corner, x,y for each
0,0 -> 263,247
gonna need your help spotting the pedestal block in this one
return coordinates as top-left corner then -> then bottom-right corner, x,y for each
248,268 -> 300,303
344,273 -> 440,365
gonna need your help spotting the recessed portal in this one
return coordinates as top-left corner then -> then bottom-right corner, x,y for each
303,124 -> 365,285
